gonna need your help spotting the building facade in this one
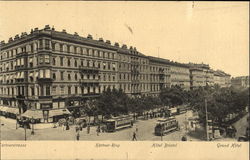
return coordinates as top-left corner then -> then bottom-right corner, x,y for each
213,70 -> 231,88
231,76 -> 249,89
169,62 -> 190,90
0,25 -> 232,121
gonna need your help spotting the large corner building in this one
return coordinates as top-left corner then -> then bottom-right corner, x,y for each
0,25 -> 231,122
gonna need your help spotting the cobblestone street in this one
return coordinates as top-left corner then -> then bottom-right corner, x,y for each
1,110 -> 202,141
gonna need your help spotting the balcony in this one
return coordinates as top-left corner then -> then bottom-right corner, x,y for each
79,66 -> 99,73
131,69 -> 140,75
38,95 -> 53,99
37,77 -> 53,83
131,79 -> 140,84
16,95 -> 25,99
79,79 -> 99,85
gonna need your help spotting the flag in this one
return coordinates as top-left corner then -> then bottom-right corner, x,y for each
124,24 -> 133,34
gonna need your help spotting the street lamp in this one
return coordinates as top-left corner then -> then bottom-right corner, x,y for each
23,120 -> 27,141
31,117 -> 35,135
204,91 -> 217,141
205,98 -> 209,141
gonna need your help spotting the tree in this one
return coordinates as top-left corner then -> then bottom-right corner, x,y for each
159,85 -> 185,107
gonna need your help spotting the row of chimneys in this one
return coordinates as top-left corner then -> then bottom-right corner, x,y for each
1,25 -> 138,52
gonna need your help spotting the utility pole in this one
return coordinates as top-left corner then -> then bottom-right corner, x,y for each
24,123 -> 27,141
205,98 -> 209,141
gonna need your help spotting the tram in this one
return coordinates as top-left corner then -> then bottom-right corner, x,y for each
154,117 -> 180,136
105,115 -> 133,132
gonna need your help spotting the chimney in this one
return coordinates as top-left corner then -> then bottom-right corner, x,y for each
122,44 -> 127,49
74,32 -> 79,36
106,40 -> 111,44
44,25 -> 50,30
14,34 -> 19,40
62,29 -> 67,33
87,34 -> 93,39
99,38 -> 104,42
8,37 -> 13,42
114,42 -> 120,47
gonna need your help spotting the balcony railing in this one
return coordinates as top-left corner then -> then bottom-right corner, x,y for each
79,79 -> 99,83
37,77 -> 53,83
131,69 -> 140,75
79,66 -> 99,72
38,95 -> 52,99
16,95 -> 25,99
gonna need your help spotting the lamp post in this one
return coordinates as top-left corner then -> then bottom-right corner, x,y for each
31,117 -> 35,135
23,120 -> 27,141
205,98 -> 209,141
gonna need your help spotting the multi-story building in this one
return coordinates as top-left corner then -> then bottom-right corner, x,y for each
148,56 -> 171,96
188,63 -> 214,89
213,70 -> 231,87
0,25 -> 233,121
169,62 -> 190,90
231,76 -> 249,89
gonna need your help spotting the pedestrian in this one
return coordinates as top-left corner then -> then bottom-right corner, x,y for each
62,122 -> 65,131
101,125 -> 105,133
96,125 -> 100,136
131,121 -> 134,127
87,125 -> 90,134
181,135 -> 187,141
66,122 -> 70,130
132,131 -> 137,141
136,125 -> 138,132
75,125 -> 79,132
76,131 -> 80,141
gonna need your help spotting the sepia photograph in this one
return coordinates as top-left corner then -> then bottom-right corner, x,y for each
0,1 -> 249,160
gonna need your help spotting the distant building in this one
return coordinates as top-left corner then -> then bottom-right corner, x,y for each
231,76 -> 249,89
213,70 -> 231,87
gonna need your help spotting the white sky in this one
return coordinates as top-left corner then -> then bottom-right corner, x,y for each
0,1 -> 249,77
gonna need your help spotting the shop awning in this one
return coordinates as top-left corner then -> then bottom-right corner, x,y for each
20,72 -> 24,78
21,110 -> 44,119
0,106 -> 10,112
34,72 -> 39,78
29,72 -> 33,77
29,58 -> 33,63
49,109 -> 71,117
16,72 -> 20,79
6,107 -> 19,114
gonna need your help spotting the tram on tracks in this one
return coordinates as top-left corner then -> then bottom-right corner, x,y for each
154,117 -> 180,136
105,115 -> 133,132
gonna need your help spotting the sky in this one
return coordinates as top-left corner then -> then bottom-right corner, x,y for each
0,1 -> 249,77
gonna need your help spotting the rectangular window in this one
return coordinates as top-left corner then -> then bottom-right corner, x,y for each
39,39 -> 43,49
60,87 -> 64,95
103,62 -> 106,70
44,55 -> 50,63
60,72 -> 64,80
46,85 -> 50,96
68,86 -> 71,95
60,57 -> 63,66
75,86 -> 78,94
45,40 -> 50,49
52,86 -> 56,95
39,56 -> 44,64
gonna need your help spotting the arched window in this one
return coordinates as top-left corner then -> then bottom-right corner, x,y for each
68,74 -> 71,80
67,59 -> 71,67
74,60 -> 77,67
